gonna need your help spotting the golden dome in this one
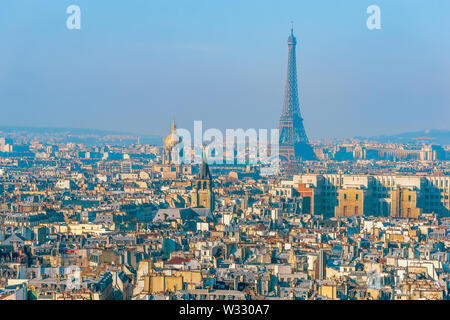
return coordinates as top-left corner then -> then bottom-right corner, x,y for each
164,117 -> 182,148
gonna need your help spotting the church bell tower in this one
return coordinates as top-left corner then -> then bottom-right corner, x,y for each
191,149 -> 215,211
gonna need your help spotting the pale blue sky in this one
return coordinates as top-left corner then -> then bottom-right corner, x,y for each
0,0 -> 449,139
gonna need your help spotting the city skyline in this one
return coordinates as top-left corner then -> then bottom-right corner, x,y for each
1,0 -> 450,305
1,0 -> 449,140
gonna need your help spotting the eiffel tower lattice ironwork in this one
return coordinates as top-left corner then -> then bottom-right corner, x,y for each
278,27 -> 316,162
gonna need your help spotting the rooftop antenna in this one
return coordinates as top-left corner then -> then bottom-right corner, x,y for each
291,21 -> 294,35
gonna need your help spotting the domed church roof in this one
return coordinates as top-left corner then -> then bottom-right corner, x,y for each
164,117 -> 182,148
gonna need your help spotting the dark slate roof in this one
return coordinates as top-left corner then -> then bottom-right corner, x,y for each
153,207 -> 213,222
190,207 -> 212,218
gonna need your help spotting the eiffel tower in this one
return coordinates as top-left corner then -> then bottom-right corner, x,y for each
279,27 -> 316,162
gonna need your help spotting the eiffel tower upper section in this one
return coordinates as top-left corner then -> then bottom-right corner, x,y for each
278,27 -> 316,162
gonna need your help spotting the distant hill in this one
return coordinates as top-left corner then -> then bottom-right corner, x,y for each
0,126 -> 163,146
356,130 -> 450,146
